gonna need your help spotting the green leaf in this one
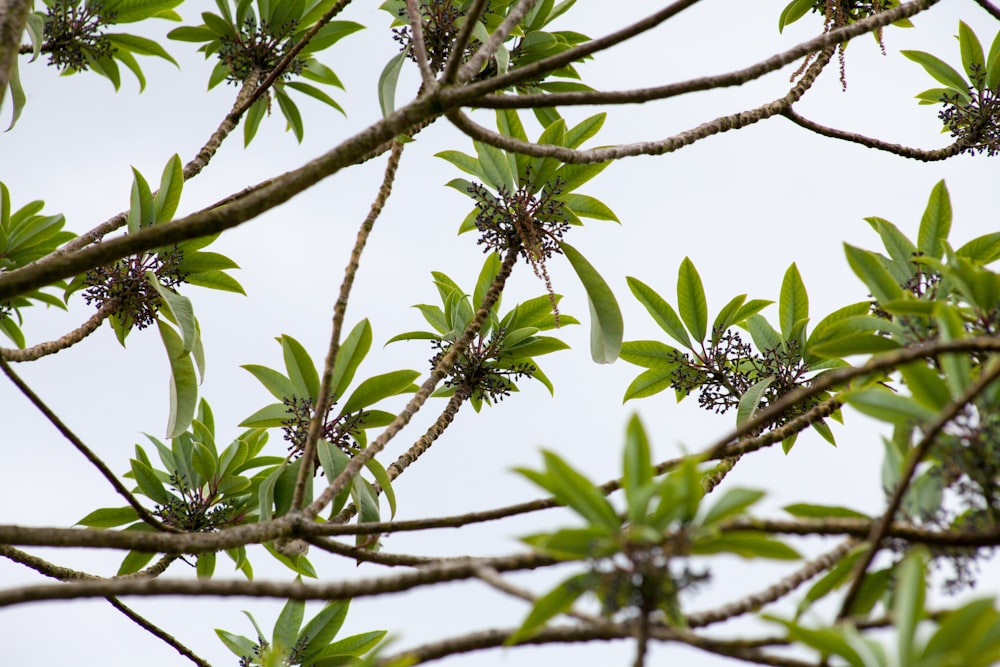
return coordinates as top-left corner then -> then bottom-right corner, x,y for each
561,193 -> 618,222
736,377 -> 774,428
956,231 -> 1000,264
778,0 -> 813,32
377,52 -> 406,118
902,50 -> 971,101
561,242 -> 622,363
274,598 -> 306,654
240,403 -> 291,428
281,335 -> 320,401
895,550 -> 927,666
215,629 -> 257,658
676,257 -> 708,343
475,140 -> 514,192
844,244 -> 904,304
244,97 -> 268,146
619,340 -> 679,369
507,572 -> 592,644
242,364 -> 297,401
299,600 -> 350,661
958,22 -> 985,83
623,414 -> 652,521
988,29 -> 1000,90
779,263 -> 809,340
899,361 -> 951,410
148,276 -> 197,354
340,370 -> 419,413
701,488 -> 765,526
127,167 -> 153,233
623,368 -> 675,401
275,89 -> 304,142
130,458 -> 174,505
314,630 -> 386,659
693,531 -> 800,560
158,319 -> 198,438
76,506 -> 141,528
627,277 -> 691,349
917,180 -> 952,260
842,388 -> 937,425
331,319 -> 373,400
783,503 -> 869,519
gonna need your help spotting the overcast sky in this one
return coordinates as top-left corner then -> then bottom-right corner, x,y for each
2,1 -> 999,666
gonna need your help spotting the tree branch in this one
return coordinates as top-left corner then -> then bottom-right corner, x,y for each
447,0 -> 935,108
441,0 -> 489,84
782,108 -> 969,160
105,597 -> 212,667
1,299 -> 117,362
445,47 -> 833,163
292,139 -> 407,512
973,0 -> 1000,20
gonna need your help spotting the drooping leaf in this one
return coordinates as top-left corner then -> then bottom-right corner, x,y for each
561,242 -> 622,363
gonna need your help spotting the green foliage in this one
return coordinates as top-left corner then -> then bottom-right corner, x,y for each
168,0 -> 363,144
0,183 -> 74,347
904,23 -> 1000,155
770,550 -> 1000,667
78,400 -> 278,577
216,598 -> 386,666
241,328 -> 416,527
438,111 -> 621,361
388,254 -> 576,410
623,259 -> 840,451
511,415 -> 797,642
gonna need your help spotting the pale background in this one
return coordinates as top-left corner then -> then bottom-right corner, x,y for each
1,1 -> 998,665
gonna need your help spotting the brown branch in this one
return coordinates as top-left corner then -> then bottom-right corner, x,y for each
291,139 -> 407,512
302,247 -> 519,520
52,73 -> 263,258
687,539 -> 858,628
445,47 -> 833,163
405,0 -> 436,88
1,299 -> 116,361
782,108 -> 969,160
0,355 -> 173,532
441,0 -> 489,84
448,0 -> 935,109
837,358 -> 1000,619
0,91 -> 443,301
304,534 -> 435,567
973,0 -> 1000,20
456,0 -> 537,83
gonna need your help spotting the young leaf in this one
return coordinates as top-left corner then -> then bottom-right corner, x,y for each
340,370 -> 419,413
377,52 -> 406,118
676,257 -> 707,343
153,154 -> 183,223
627,277 -> 691,349
901,50 -> 971,100
622,414 -> 652,521
917,180 -> 952,260
779,263 -> 808,340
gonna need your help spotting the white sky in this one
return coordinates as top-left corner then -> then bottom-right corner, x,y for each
2,1 -> 999,666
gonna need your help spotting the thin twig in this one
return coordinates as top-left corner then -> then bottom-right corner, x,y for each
456,0 -> 537,83
0,355 -> 173,532
291,140 -> 407,512
405,0 -> 436,87
441,0 -> 489,84
447,0 -> 934,108
446,47 -> 833,163
1,299 -> 117,361
973,0 -> 1000,20
782,108 -> 969,161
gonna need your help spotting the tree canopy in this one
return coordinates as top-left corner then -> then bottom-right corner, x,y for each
2,1 -> 1000,666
